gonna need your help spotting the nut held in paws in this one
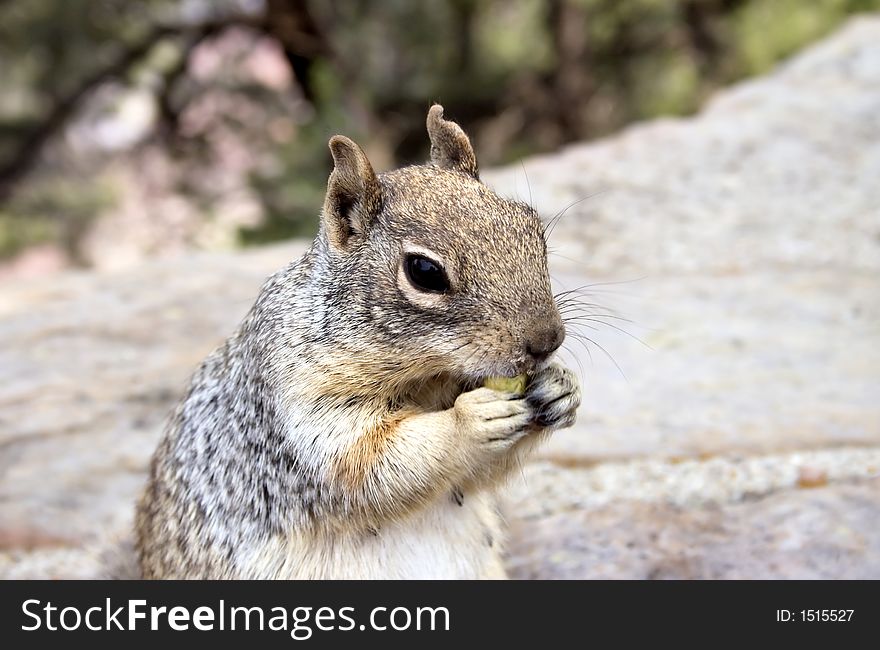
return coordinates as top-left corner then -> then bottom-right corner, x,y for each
484,374 -> 528,394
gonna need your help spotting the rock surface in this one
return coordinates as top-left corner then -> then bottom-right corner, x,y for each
1,17 -> 879,579
508,478 -> 880,579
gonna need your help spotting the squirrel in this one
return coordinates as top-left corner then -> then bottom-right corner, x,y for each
135,105 -> 581,579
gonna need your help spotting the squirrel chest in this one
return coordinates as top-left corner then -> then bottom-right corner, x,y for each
237,491 -> 506,579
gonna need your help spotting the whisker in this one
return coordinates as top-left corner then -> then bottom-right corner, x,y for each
563,336 -> 594,368
566,330 -> 628,381
555,293 -> 630,316
562,318 -> 601,332
560,309 -> 636,325
558,344 -> 587,385
542,191 -> 606,239
554,292 -> 609,306
556,298 -> 629,321
559,306 -> 615,318
567,317 -> 652,350
520,161 -> 534,212
554,277 -> 648,294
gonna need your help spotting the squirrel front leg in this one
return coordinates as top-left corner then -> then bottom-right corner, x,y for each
328,364 -> 580,527
330,388 -> 532,526
473,362 -> 582,486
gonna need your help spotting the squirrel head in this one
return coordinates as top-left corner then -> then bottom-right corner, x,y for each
317,104 -> 564,384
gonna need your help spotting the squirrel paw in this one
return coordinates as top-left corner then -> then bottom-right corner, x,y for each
454,387 -> 532,451
525,363 -> 581,429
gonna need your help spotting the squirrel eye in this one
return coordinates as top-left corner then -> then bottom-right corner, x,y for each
404,254 -> 449,293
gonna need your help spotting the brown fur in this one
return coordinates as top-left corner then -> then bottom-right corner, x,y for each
333,408 -> 414,491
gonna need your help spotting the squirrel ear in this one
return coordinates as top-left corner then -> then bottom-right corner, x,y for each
322,135 -> 382,251
426,104 -> 479,179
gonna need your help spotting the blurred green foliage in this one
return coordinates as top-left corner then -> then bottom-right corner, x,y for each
0,177 -> 116,259
0,0 -> 877,262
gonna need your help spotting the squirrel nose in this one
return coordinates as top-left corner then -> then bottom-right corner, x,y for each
524,324 -> 565,362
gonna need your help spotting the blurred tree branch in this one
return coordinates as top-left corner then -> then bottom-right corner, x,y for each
264,0 -> 329,103
0,10 -> 317,202
548,0 -> 594,140
155,31 -> 204,143
680,0 -> 747,74
3,0 -> 873,261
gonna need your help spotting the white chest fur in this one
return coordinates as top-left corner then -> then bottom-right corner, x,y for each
236,490 -> 506,579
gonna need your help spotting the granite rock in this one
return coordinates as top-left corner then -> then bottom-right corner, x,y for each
2,17 -> 879,579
